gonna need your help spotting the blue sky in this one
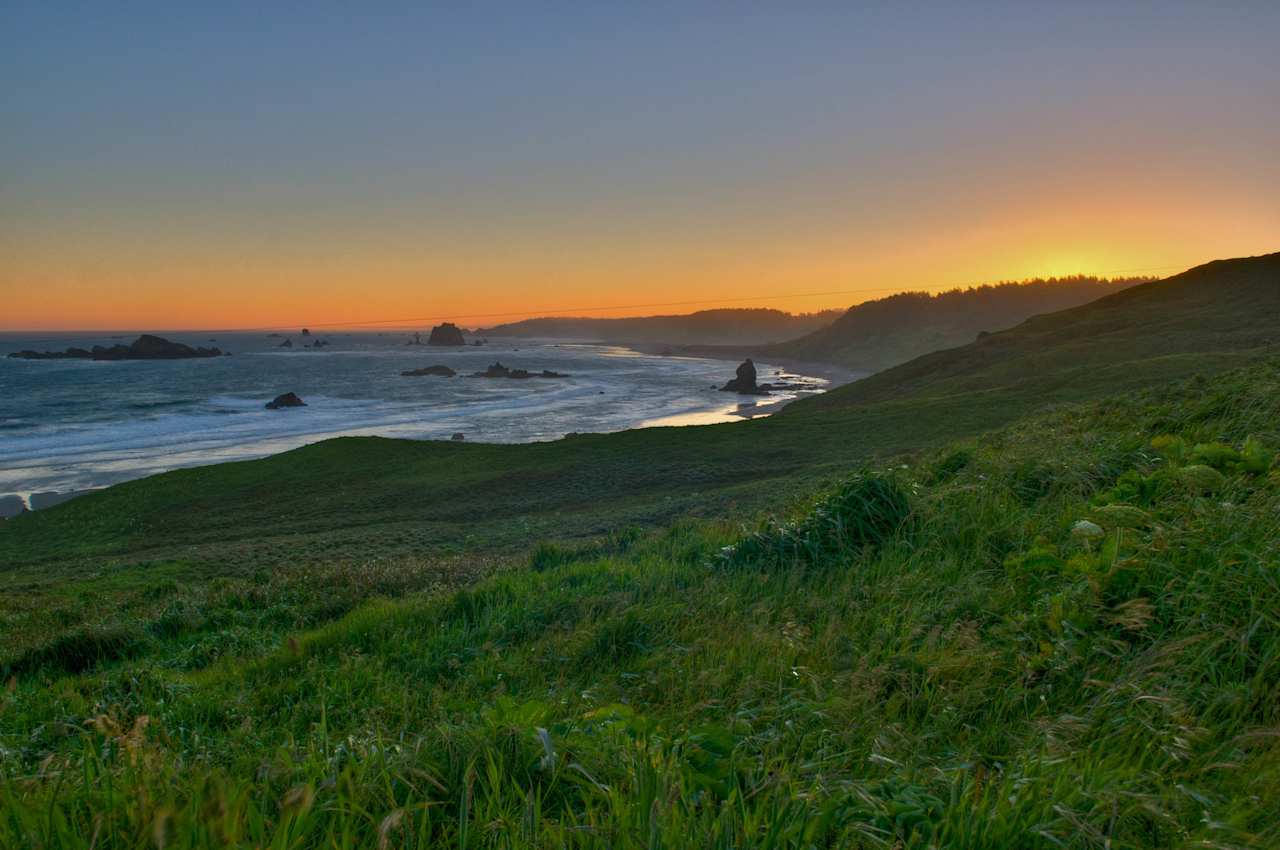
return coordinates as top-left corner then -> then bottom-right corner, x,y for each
3,2 -> 1278,328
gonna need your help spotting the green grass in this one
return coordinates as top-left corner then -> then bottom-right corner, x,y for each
2,362 -> 1277,847
4,254 -> 1275,578
2,252 -> 1278,846
808,252 -> 1280,410
0,386 -> 1073,573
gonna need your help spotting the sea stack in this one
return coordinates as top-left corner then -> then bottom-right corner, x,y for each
720,358 -> 768,395
427,322 -> 466,346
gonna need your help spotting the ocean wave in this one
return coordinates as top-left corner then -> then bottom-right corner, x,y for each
1,345 -> 827,496
125,398 -> 200,412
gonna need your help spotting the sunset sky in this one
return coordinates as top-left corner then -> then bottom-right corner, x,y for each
3,3 -> 1278,331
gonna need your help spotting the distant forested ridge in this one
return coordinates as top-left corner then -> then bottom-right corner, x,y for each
801,254 -> 1280,412
477,307 -> 844,346
762,275 -> 1150,371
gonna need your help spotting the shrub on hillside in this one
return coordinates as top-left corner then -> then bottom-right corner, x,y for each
529,541 -> 575,572
925,447 -> 972,484
718,473 -> 912,568
5,624 -> 148,678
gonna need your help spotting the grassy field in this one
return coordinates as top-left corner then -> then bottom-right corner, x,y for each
0,386 -> 1058,672
1,252 -> 1278,846
1,362 -> 1277,847
4,255 -> 1274,579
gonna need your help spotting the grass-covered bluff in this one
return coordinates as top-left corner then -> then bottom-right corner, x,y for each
1,363 -> 1277,848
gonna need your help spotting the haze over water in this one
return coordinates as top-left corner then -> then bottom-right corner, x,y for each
0,333 -> 827,504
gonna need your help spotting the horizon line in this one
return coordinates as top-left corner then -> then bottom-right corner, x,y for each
0,264 -> 1181,340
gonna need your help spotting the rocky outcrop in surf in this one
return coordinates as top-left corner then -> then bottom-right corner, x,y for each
401,365 -> 457,377
8,335 -> 224,361
265,392 -> 307,409
472,362 -> 569,379
720,358 -> 769,395
428,323 -> 467,346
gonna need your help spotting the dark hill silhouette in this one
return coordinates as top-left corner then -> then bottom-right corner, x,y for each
757,276 -> 1147,372
797,252 -> 1280,412
477,307 -> 842,346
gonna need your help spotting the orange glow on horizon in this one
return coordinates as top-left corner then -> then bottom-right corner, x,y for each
4,168 -> 1278,332
6,4 -> 1279,334
4,242 -> 1274,333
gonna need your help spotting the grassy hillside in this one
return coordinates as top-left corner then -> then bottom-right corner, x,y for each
2,363 -> 1277,847
477,308 -> 843,346
2,252 -> 1280,846
743,276 -> 1148,372
0,390 -> 1020,574
804,252 -> 1280,411
3,255 -> 1275,577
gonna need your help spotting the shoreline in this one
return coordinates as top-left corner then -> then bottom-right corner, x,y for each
620,341 -> 868,425
0,489 -> 93,519
620,341 -> 868,390
1,341 -> 867,515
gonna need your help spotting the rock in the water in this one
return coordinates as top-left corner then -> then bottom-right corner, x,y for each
8,334 -> 223,361
301,328 -> 311,336
401,365 -> 457,377
279,338 -> 293,348
720,358 -> 769,395
265,392 -> 307,409
428,322 -> 466,346
472,362 -> 569,379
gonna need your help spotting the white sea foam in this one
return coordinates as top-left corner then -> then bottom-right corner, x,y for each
0,334 -> 829,498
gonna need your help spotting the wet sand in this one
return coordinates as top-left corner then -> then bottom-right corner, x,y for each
624,342 -> 869,426
623,342 -> 866,388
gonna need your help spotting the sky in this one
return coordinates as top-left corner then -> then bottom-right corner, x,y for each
2,2 -> 1278,331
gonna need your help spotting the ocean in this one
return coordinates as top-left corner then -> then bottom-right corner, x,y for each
0,331 -> 830,510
